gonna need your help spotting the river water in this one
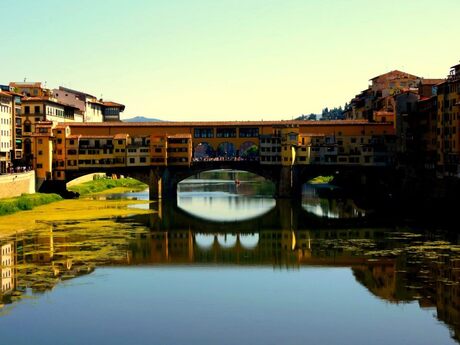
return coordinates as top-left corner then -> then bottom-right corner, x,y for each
0,172 -> 459,345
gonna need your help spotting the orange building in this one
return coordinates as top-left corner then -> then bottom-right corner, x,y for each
27,120 -> 396,185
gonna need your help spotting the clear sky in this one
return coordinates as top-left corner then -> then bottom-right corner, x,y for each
1,0 -> 459,121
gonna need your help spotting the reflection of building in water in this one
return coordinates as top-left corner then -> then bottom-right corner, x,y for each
129,228 -> 390,268
302,187 -> 366,219
353,250 -> 460,343
310,228 -> 385,240
352,262 -> 399,302
0,242 -> 15,296
433,256 -> 460,342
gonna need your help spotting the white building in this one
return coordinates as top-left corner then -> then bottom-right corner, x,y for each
0,91 -> 13,173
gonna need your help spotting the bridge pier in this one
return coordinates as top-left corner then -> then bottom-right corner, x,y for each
148,168 -> 163,199
148,167 -> 177,199
276,166 -> 302,198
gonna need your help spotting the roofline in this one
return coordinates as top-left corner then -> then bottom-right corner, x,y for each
57,120 -> 393,127
369,70 -> 420,81
58,86 -> 96,99
0,91 -> 13,98
22,97 -> 80,110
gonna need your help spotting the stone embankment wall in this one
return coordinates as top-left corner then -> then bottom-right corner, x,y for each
0,171 -> 35,198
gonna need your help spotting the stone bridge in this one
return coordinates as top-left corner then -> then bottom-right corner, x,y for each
59,162 -> 394,200
34,120 -> 397,199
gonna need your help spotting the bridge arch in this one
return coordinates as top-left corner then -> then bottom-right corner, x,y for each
239,141 -> 258,158
193,142 -> 215,159
217,142 -> 236,158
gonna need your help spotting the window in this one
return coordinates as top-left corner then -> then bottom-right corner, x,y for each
118,140 -> 123,144
34,106 -> 40,114
24,121 -> 31,132
24,106 -> 30,114
129,158 -> 135,163
140,157 -> 146,163
38,139 -> 43,144
194,128 -> 214,138
38,150 -> 43,155
239,127 -> 259,138
36,163 -> 43,168
216,128 -> 236,138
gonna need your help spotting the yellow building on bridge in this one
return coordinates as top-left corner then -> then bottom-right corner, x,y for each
30,120 -> 395,186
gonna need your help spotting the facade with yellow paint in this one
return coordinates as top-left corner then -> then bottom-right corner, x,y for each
28,120 -> 396,184
437,63 -> 460,174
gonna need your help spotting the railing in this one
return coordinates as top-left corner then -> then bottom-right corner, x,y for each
192,156 -> 260,163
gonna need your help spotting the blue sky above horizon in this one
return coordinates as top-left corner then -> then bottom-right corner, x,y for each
1,0 -> 459,121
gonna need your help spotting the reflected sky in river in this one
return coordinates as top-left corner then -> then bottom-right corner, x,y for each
0,172 -> 459,345
177,171 -> 276,221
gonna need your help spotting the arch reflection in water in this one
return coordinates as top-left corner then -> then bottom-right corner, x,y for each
239,234 -> 259,249
195,234 -> 214,249
177,170 -> 276,222
177,195 -> 276,222
217,234 -> 237,248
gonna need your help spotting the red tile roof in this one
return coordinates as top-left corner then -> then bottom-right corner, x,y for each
103,101 -> 125,110
9,82 -> 42,88
87,99 -> 104,106
369,70 -> 420,81
0,91 -> 13,98
22,96 -> 80,109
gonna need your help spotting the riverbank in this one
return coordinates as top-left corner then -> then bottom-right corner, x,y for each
0,193 -> 62,217
68,177 -> 147,196
0,197 -> 154,239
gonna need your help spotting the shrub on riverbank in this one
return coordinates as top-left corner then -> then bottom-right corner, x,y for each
68,177 -> 147,196
308,175 -> 334,184
0,193 -> 63,216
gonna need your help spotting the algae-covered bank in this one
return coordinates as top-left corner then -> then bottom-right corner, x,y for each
0,196 -> 153,239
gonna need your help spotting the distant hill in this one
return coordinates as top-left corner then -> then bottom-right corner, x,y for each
123,116 -> 163,122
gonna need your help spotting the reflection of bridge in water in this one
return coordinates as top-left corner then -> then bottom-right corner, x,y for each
126,199 -> 387,268
2,208 -> 460,341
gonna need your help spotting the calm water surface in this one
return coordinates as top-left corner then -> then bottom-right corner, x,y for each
0,172 -> 459,345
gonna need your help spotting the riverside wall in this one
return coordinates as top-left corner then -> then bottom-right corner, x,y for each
0,171 -> 35,198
